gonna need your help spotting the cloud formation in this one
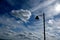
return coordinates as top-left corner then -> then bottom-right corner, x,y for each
11,9 -> 31,22
31,0 -> 56,12
0,0 -> 60,40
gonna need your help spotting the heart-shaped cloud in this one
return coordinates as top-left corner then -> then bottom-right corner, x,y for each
11,9 -> 31,22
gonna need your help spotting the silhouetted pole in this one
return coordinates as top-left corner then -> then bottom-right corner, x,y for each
43,13 -> 46,40
35,13 -> 46,40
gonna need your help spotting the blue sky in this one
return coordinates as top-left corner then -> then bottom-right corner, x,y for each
0,0 -> 60,40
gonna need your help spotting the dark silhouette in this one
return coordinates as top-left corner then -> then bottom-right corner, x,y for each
35,16 -> 39,20
43,13 -> 46,40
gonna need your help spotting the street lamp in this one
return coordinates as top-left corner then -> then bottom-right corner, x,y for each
35,13 -> 46,40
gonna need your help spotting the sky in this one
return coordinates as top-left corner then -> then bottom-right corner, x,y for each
0,0 -> 60,40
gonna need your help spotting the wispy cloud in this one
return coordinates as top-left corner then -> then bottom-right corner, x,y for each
0,0 -> 60,40
30,0 -> 56,12
11,9 -> 31,22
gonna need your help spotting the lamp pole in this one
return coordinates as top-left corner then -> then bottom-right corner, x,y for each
35,12 -> 46,40
43,13 -> 46,40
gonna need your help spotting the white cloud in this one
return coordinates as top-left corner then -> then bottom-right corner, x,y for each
43,2 -> 60,19
0,0 -> 60,40
11,9 -> 31,22
0,12 -> 44,40
31,0 -> 56,12
45,18 -> 60,40
55,4 -> 60,12
48,19 -> 54,24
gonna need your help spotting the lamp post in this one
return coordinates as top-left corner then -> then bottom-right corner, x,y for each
43,13 -> 46,40
35,13 -> 46,40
